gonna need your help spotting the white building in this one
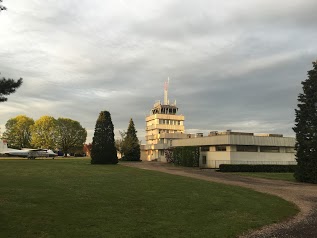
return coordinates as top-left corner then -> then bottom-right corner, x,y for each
171,130 -> 296,168
143,81 -> 296,167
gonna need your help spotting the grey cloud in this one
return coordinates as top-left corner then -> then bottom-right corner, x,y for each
1,0 -> 316,142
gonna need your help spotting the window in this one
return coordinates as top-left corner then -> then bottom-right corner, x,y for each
236,145 -> 257,152
216,146 -> 227,151
160,150 -> 165,156
260,146 -> 280,153
202,156 -> 207,164
285,147 -> 295,153
201,146 -> 210,151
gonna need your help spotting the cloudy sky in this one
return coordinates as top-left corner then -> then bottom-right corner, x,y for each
1,0 -> 316,143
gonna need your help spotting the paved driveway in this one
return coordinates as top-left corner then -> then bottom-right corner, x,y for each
121,162 -> 317,238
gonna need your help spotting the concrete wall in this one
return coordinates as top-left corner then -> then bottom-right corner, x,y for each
200,151 -> 231,168
200,150 -> 296,169
172,134 -> 295,147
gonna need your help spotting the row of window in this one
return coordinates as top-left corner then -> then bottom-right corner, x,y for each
159,119 -> 182,125
201,145 -> 295,153
159,130 -> 175,133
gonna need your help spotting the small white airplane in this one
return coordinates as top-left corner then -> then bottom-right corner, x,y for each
0,139 -> 57,159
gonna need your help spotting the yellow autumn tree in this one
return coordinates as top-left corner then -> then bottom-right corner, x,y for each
3,115 -> 34,149
31,115 -> 57,149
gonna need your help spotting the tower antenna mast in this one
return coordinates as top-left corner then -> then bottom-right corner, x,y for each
164,77 -> 170,105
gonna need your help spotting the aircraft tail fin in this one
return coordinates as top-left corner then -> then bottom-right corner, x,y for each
0,139 -> 8,153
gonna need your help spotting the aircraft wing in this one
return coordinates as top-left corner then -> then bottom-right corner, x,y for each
0,148 -> 21,153
21,148 -> 47,151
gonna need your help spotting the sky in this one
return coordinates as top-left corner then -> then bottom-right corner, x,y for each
0,0 -> 316,143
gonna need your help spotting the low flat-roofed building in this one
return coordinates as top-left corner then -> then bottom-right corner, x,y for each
171,130 -> 296,168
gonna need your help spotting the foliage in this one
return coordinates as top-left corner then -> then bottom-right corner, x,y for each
0,0 -> 7,11
115,130 -> 125,158
31,116 -> 57,149
55,118 -> 87,157
121,118 -> 140,161
0,159 -> 298,238
2,115 -> 34,149
164,148 -> 174,163
167,146 -> 200,167
91,111 -> 118,164
219,164 -> 297,173
293,61 -> 317,183
0,73 -> 22,102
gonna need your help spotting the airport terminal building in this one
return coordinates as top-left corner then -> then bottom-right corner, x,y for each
143,81 -> 296,168
171,130 -> 296,168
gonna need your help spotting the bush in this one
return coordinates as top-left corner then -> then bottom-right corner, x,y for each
166,146 -> 199,167
219,164 -> 297,173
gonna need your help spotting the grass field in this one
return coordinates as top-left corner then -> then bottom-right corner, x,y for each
234,172 -> 296,182
0,159 -> 298,238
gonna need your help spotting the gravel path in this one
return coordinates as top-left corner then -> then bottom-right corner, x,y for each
121,162 -> 317,238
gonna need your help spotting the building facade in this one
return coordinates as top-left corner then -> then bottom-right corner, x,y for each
143,81 -> 296,167
171,130 -> 296,168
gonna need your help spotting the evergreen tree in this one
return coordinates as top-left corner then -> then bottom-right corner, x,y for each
121,118 -> 140,161
0,0 -> 7,11
0,74 -> 23,102
91,111 -> 118,164
293,61 -> 317,183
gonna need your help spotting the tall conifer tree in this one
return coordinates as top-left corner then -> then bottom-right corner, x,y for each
122,118 -> 140,161
91,111 -> 118,164
293,61 -> 317,183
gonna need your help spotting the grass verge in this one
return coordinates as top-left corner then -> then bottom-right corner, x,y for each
0,159 -> 298,238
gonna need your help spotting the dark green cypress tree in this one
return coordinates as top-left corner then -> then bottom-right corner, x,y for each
293,61 -> 317,183
91,111 -> 118,164
121,118 -> 140,161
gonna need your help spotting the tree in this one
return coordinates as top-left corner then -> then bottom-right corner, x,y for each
0,0 -> 7,11
55,118 -> 87,157
115,130 -> 126,159
91,111 -> 118,164
121,118 -> 140,161
293,61 -> 317,183
0,74 -> 23,102
31,116 -> 57,149
2,115 -> 34,149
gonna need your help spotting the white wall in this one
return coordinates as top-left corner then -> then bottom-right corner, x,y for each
200,150 -> 296,168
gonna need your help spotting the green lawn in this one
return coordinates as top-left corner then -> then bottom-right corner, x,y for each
0,159 -> 298,238
234,172 -> 296,182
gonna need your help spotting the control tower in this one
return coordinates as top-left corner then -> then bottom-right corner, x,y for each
145,79 -> 187,161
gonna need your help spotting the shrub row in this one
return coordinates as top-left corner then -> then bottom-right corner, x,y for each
165,146 -> 200,167
218,164 -> 297,172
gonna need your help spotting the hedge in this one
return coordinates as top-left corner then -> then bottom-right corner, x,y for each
165,146 -> 200,167
218,164 -> 297,173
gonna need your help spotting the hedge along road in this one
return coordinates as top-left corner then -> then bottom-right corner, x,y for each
122,162 -> 317,238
